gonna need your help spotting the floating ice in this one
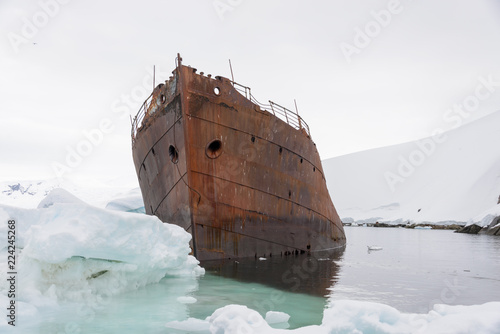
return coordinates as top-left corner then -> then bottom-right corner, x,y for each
164,301 -> 500,334
177,296 -> 197,304
265,311 -> 290,325
322,300 -> 500,334
0,188 -> 203,326
209,305 -> 276,333
164,317 -> 210,332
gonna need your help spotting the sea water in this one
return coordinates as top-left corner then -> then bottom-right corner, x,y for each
12,227 -> 500,333
329,227 -> 500,312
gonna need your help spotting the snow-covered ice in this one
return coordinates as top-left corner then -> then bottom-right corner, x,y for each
177,296 -> 198,304
467,203 -> 500,227
105,187 -> 145,213
36,187 -> 86,208
324,110 -> 500,226
0,188 -> 203,330
265,311 -> 291,325
164,301 -> 500,333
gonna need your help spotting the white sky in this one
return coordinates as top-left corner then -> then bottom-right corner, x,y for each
1,0 -> 500,184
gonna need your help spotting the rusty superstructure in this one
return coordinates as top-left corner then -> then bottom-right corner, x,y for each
131,55 -> 345,261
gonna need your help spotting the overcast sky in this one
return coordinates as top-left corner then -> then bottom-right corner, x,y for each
1,0 -> 500,185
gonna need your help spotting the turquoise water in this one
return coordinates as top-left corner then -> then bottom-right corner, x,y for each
11,227 -> 500,333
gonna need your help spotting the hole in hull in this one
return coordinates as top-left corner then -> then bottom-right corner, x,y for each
169,145 -> 179,164
206,139 -> 223,159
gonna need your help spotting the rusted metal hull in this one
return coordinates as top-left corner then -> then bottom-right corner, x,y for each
132,56 -> 346,261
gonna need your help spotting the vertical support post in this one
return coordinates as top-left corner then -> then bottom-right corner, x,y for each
294,99 -> 302,130
269,101 -> 276,116
229,59 -> 235,85
176,53 -> 183,68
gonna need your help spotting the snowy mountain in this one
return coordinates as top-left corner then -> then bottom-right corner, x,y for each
0,180 -> 59,208
324,111 -> 500,226
0,178 -> 139,209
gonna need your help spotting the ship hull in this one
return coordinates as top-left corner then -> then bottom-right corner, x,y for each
132,60 -> 345,261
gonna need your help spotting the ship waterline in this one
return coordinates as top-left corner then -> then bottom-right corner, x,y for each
132,55 -> 345,260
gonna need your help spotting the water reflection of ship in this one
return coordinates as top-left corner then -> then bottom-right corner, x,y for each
201,246 -> 345,297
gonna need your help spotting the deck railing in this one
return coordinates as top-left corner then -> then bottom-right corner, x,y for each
132,79 -> 311,142
232,82 -> 311,137
131,91 -> 153,142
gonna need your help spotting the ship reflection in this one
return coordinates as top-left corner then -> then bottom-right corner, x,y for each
200,246 -> 345,297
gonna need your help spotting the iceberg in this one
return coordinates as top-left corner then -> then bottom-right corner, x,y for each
104,187 -> 145,213
0,188 -> 203,329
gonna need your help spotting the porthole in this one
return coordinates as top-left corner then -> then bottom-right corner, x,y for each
279,147 -> 283,154
206,139 -> 223,159
214,87 -> 221,96
169,145 -> 179,164
251,136 -> 255,143
161,94 -> 166,104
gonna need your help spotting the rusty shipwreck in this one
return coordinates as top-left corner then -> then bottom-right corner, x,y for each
131,55 -> 345,261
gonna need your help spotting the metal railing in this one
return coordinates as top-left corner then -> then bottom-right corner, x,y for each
232,82 -> 311,137
132,79 -> 311,142
131,91 -> 154,141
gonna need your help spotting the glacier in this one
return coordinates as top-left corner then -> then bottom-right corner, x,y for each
324,110 -> 500,227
